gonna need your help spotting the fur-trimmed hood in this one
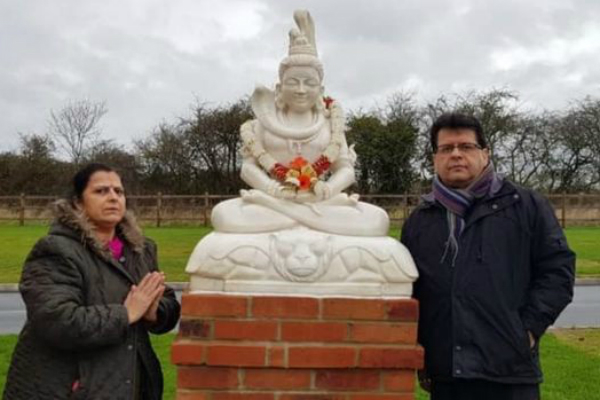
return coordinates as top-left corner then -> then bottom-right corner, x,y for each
52,198 -> 145,261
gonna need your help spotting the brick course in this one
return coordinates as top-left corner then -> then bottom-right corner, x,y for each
172,293 -> 423,398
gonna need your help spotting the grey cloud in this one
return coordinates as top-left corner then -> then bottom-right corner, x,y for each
1,0 -> 599,152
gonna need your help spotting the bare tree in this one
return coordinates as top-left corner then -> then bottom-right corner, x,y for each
136,123 -> 197,194
136,99 -> 252,194
183,99 -> 252,194
574,97 -> 600,191
346,92 -> 420,194
549,103 -> 599,192
0,133 -> 68,195
48,99 -> 108,165
18,133 -> 55,161
498,113 -> 558,188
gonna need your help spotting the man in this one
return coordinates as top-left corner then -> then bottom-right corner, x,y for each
401,113 -> 575,400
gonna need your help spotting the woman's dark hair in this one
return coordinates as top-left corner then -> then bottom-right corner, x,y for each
71,163 -> 117,201
430,113 -> 487,152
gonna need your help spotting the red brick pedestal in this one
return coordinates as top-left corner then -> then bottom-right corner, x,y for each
172,293 -> 424,400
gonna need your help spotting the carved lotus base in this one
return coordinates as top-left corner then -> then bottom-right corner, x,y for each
185,227 -> 418,297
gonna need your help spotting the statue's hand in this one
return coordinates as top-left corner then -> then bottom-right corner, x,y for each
266,180 -> 296,200
295,191 -> 317,203
313,181 -> 332,201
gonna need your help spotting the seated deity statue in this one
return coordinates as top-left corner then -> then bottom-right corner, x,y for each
186,10 -> 417,296
210,18 -> 387,236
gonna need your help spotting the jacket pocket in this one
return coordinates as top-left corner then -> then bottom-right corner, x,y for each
512,312 -> 539,370
512,313 -> 529,350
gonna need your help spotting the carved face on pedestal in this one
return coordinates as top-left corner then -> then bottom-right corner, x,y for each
269,231 -> 332,282
276,65 -> 323,113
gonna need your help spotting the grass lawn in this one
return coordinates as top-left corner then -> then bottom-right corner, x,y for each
562,227 -> 600,278
0,225 -> 47,285
0,225 -> 598,283
0,335 -> 18,393
1,330 -> 599,399
0,225 -> 212,283
143,226 -> 212,282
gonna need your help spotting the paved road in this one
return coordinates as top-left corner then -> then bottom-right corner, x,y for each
0,290 -> 183,334
554,285 -> 600,328
0,292 -> 27,335
0,286 -> 598,334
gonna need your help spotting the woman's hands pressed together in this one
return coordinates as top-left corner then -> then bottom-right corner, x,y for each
123,272 -> 165,324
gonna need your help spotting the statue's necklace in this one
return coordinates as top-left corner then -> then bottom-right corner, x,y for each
242,98 -> 345,182
277,111 -> 322,154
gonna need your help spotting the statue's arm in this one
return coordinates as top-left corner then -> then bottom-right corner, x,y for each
240,121 -> 293,199
322,136 -> 355,196
241,158 -> 281,195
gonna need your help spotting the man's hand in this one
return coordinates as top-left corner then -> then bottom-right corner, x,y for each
528,330 -> 536,349
123,272 -> 165,324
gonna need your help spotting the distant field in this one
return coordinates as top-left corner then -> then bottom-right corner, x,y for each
0,225 -> 598,283
0,224 -> 211,283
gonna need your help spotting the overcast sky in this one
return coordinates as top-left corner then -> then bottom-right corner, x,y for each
1,0 -> 599,153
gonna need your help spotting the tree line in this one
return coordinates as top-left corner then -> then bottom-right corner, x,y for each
1,90 -> 599,196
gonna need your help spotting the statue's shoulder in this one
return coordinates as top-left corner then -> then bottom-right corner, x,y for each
241,119 -> 269,159
240,119 -> 259,143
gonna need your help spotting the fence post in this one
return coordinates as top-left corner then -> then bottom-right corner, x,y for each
203,192 -> 209,227
561,192 -> 566,229
19,193 -> 25,226
156,192 -> 162,228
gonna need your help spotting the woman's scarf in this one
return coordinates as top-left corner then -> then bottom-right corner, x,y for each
433,161 -> 499,266
108,236 -> 124,260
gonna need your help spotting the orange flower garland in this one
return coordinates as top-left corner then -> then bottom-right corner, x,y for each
268,96 -> 339,191
272,156 -> 324,191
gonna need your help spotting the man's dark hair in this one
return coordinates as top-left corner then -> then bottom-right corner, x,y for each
430,113 -> 487,152
70,163 -> 117,201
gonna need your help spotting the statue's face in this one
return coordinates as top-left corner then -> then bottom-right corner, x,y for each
278,66 -> 323,113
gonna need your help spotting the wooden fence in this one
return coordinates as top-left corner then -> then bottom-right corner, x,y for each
1,192 -> 600,228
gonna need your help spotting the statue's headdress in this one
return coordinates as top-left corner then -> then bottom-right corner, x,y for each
279,10 -> 323,81
288,10 -> 317,57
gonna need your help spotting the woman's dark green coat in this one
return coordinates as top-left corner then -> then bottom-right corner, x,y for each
3,200 -> 181,400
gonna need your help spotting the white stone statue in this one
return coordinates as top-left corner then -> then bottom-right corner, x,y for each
186,10 -> 417,297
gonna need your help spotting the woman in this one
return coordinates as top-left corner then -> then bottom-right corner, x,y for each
3,163 -> 180,400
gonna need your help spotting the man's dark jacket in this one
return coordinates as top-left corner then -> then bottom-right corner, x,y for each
3,200 -> 181,400
401,180 -> 575,384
